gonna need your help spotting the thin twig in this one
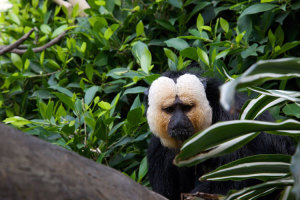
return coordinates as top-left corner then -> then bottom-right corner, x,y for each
28,71 -> 60,78
0,28 -> 36,55
10,31 -> 68,54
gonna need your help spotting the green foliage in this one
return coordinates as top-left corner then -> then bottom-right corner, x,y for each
1,0 -> 300,195
175,58 -> 300,199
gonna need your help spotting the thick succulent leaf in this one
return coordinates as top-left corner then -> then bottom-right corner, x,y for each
175,120 -> 300,166
220,58 -> 300,111
240,89 -> 300,120
201,154 -> 291,181
225,178 -> 294,200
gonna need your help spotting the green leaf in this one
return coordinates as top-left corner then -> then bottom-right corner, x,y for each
85,86 -> 100,105
220,17 -> 229,33
98,101 -> 111,110
283,103 -> 300,118
220,58 -> 300,111
11,53 -> 23,71
197,48 -> 209,67
85,64 -> 94,81
268,30 -> 276,48
53,92 -> 74,110
239,3 -> 278,18
225,178 -> 293,200
138,156 -> 148,182
155,19 -> 176,32
241,43 -> 258,59
123,86 -> 147,96
127,107 -> 143,125
132,41 -> 152,74
49,85 -> 73,97
196,14 -> 204,33
40,24 -> 52,35
164,48 -> 178,70
52,24 -> 68,39
274,41 -> 300,57
175,119 -> 300,166
180,47 -> 198,60
165,38 -> 189,51
240,88 -> 300,120
201,154 -> 291,181
3,116 -> 32,127
167,0 -> 182,8
136,20 -> 145,37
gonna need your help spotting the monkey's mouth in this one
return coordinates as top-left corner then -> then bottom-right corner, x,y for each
168,128 -> 194,141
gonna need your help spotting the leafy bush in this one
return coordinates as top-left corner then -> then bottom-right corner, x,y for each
0,0 -> 300,192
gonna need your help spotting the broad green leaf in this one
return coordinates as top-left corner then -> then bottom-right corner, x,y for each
138,156 -> 148,182
132,41 -> 152,74
180,47 -> 198,60
268,30 -> 276,48
11,53 -> 23,71
98,101 -> 111,110
85,64 -> 94,81
40,24 -> 52,35
123,86 -> 147,96
127,107 -> 143,125
196,14 -> 204,33
85,86 -> 100,105
136,20 -> 145,37
45,100 -> 54,120
274,41 -> 300,57
220,17 -> 229,33
52,24 -> 68,39
241,43 -> 258,58
201,154 -> 291,181
216,49 -> 230,60
104,27 -> 113,40
50,85 -> 73,97
164,48 -> 178,70
220,58 -> 300,111
3,116 -> 32,127
165,38 -> 189,51
53,92 -> 74,110
283,103 -> 300,118
225,178 -> 294,200
167,0 -> 182,8
197,48 -> 209,67
155,19 -> 176,32
239,4 -> 277,18
175,119 -> 300,166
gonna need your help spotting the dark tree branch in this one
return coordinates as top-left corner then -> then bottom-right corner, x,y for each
0,30 -> 67,55
10,31 -> 68,54
0,28 -> 36,55
0,123 -> 167,200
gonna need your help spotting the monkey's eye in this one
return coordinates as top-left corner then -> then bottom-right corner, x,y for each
182,104 -> 194,112
162,106 -> 175,114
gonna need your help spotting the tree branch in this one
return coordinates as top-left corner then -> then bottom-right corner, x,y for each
0,28 -> 36,55
9,31 -> 68,54
0,123 -> 167,200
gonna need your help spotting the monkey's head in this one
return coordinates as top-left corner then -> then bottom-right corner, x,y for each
146,72 -> 212,149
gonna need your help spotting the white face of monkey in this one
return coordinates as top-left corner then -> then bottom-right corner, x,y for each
147,74 -> 213,149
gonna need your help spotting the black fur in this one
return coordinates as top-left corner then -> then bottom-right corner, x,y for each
146,70 -> 295,200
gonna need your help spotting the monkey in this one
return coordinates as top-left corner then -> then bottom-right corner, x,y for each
144,68 -> 295,200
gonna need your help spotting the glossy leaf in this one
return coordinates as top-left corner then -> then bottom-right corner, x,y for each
220,58 -> 300,111
201,154 -> 291,181
175,120 -> 300,166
